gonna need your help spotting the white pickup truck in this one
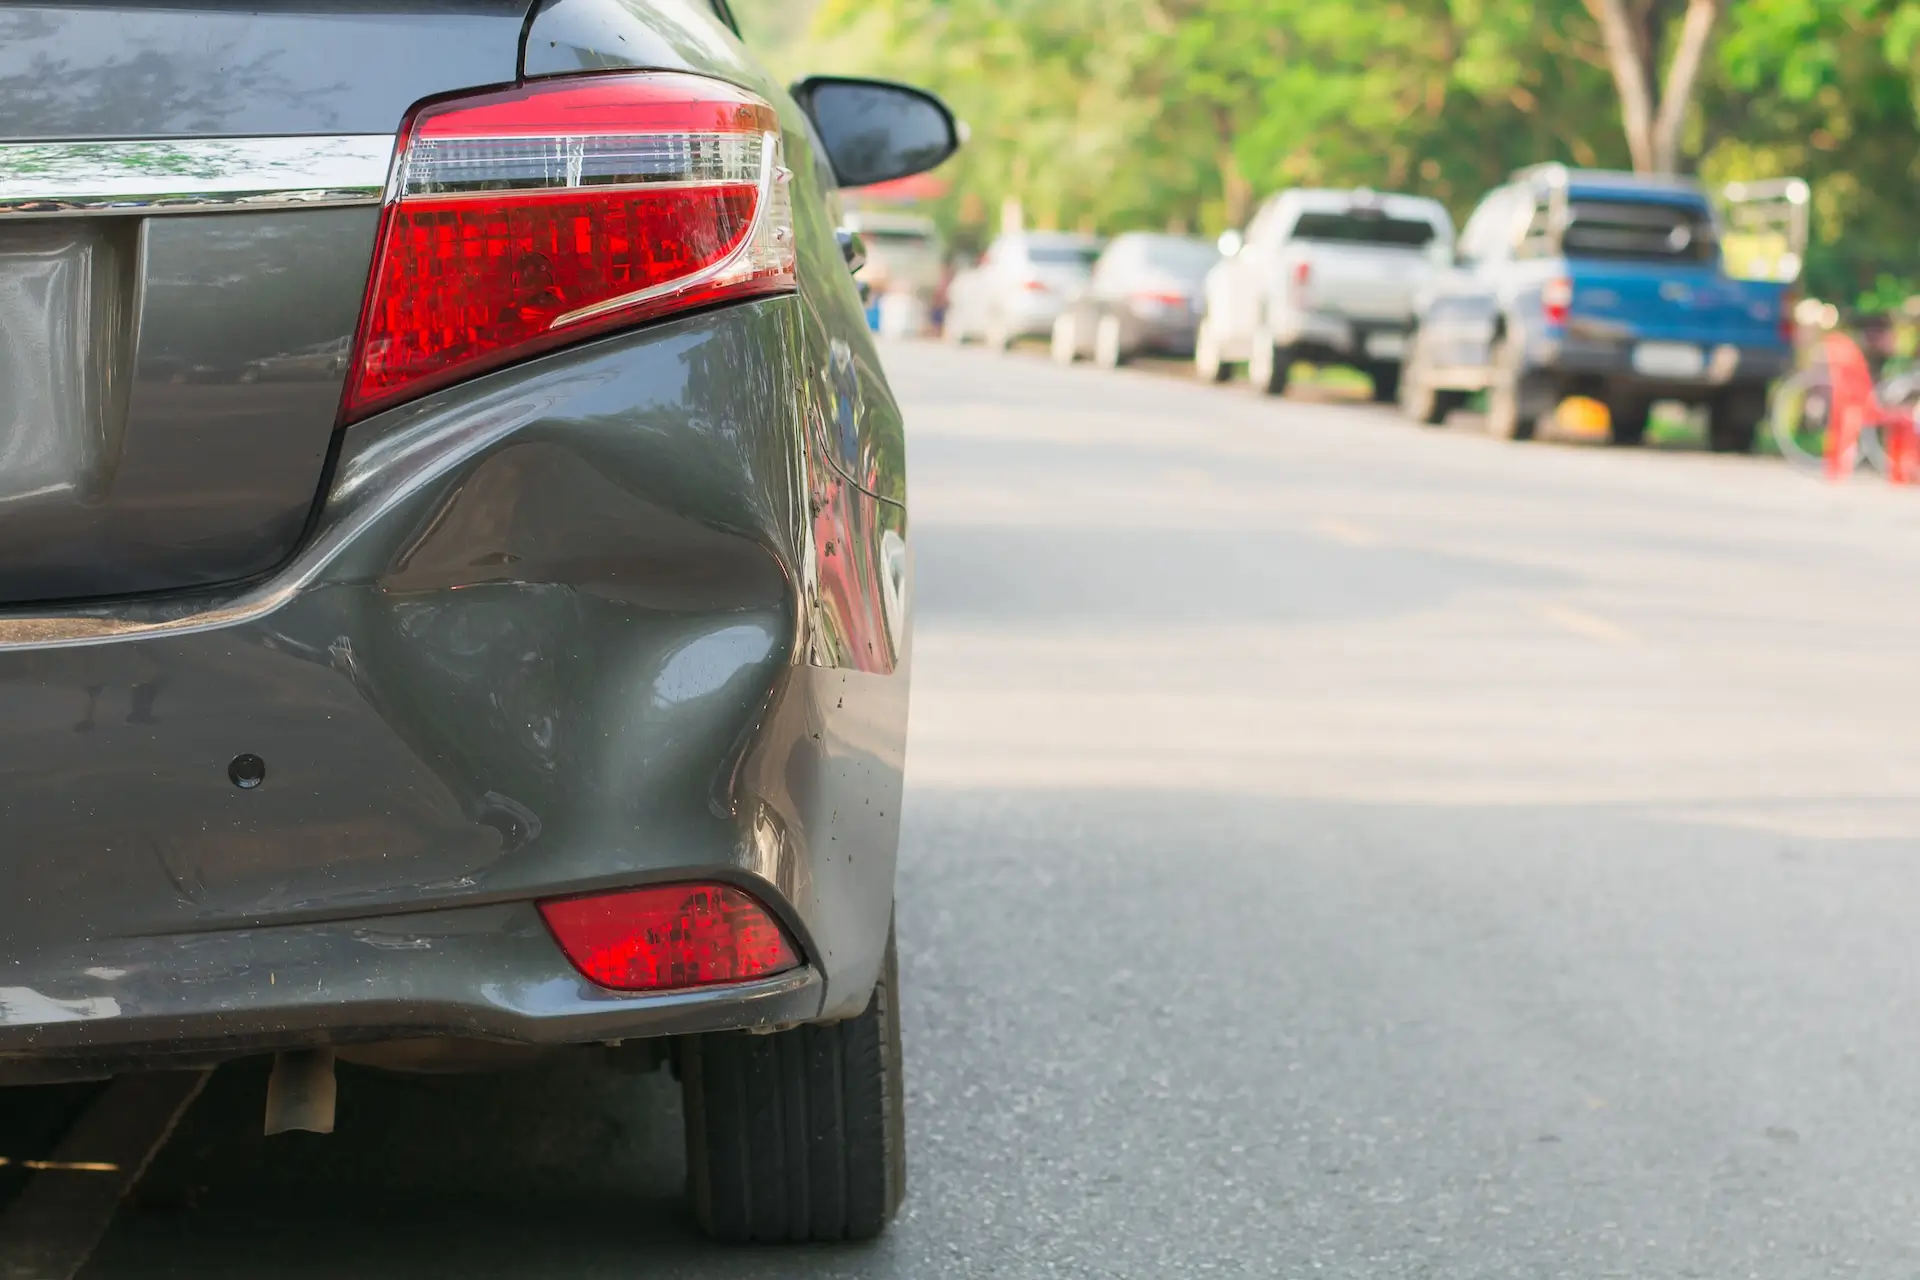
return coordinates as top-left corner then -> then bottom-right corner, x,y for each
1197,188 -> 1455,401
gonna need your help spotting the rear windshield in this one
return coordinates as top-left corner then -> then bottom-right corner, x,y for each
1140,238 -> 1220,277
1562,200 -> 1716,263
1029,245 -> 1103,267
1289,212 -> 1436,247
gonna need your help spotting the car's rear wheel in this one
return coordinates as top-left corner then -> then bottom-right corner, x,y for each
1249,329 -> 1291,397
1094,314 -> 1127,369
1709,385 -> 1765,454
1369,364 -> 1401,404
985,318 -> 1012,352
1195,320 -> 1230,383
681,926 -> 906,1244
1484,337 -> 1540,442
1607,396 -> 1650,447
1051,315 -> 1079,365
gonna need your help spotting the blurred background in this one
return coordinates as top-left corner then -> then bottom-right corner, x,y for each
738,0 -> 1918,316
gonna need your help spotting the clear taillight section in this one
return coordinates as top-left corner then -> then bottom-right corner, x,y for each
341,72 -> 797,423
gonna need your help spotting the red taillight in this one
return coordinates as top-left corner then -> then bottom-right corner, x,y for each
1289,259 -> 1311,305
1129,290 -> 1187,309
340,72 -> 797,423
1542,277 -> 1573,325
1779,288 -> 1797,344
1021,277 -> 1049,292
538,882 -> 800,992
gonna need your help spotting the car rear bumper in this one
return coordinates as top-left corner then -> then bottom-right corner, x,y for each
0,299 -> 910,1079
1532,332 -> 1793,394
1274,311 -> 1412,365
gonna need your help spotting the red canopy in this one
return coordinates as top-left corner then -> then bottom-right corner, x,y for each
849,172 -> 951,203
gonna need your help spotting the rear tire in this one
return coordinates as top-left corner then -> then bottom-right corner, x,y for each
985,316 -> 1012,353
682,927 -> 906,1244
1195,320 -> 1229,383
1484,337 -> 1540,442
1709,385 -> 1765,454
1369,364 -> 1401,404
1249,330 -> 1291,397
1094,314 -> 1126,369
1607,396 -> 1650,447
1050,315 -> 1078,366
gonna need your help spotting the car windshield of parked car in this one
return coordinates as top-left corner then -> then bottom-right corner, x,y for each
1561,199 -> 1717,263
1028,244 -> 1103,267
1140,238 -> 1221,279
1289,212 -> 1437,247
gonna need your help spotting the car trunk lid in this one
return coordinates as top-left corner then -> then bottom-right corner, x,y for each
0,2 -> 529,604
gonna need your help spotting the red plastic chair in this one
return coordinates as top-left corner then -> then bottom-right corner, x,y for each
1823,332 -> 1919,484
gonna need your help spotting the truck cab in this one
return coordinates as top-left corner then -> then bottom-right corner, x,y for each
1400,165 -> 1793,449
1197,187 -> 1454,401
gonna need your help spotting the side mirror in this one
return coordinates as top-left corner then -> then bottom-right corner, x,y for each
1217,229 -> 1245,257
791,76 -> 961,189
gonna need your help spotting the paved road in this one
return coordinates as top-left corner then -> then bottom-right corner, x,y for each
48,342 -> 1920,1275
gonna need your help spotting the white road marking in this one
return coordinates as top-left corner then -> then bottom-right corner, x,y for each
1534,602 -> 1639,645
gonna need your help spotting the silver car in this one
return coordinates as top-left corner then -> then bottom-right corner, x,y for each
944,230 -> 1104,350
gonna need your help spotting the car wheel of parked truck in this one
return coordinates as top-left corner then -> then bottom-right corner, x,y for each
1709,386 -> 1766,454
1607,397 -> 1651,447
1250,329 -> 1292,396
1095,314 -> 1127,369
683,924 -> 907,1244
1051,315 -> 1079,365
1195,320 -> 1231,383
1369,363 -> 1401,405
1485,337 -> 1540,441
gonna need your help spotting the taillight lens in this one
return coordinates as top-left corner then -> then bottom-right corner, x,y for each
1778,288 -> 1798,344
1542,277 -> 1573,325
538,882 -> 800,992
341,72 -> 797,423
1289,259 -> 1311,306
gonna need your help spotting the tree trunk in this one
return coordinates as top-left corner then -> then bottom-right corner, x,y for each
1583,0 -> 1721,174
1651,0 -> 1720,172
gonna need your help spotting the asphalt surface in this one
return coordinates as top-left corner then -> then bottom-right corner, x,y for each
26,341 -> 1920,1276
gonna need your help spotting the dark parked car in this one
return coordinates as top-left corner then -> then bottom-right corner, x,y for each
0,0 -> 956,1245
1050,231 -> 1219,367
1400,164 -> 1792,447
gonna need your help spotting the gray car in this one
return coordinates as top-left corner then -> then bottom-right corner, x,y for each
0,0 -> 956,1246
1050,232 -> 1219,368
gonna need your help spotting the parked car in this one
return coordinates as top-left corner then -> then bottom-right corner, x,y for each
845,208 -> 943,334
944,230 -> 1103,349
1399,164 -> 1793,448
1197,188 -> 1454,400
1050,232 -> 1219,367
0,0 -> 957,1247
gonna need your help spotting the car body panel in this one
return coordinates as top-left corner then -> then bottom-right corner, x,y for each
0,0 -> 913,1076
0,303 -> 910,1077
0,208 -> 377,601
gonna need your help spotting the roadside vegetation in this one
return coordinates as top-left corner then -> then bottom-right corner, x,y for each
736,0 -> 1920,310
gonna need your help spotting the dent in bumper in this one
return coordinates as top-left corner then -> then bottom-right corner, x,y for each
0,299 -> 908,1058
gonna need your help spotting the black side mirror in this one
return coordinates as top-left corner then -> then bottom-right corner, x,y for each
791,76 -> 961,189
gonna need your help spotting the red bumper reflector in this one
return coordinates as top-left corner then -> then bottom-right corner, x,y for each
537,883 -> 800,992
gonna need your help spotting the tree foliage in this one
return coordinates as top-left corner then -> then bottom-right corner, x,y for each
740,0 -> 1920,302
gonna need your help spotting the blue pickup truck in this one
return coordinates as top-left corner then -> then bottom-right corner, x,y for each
1399,165 -> 1793,450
